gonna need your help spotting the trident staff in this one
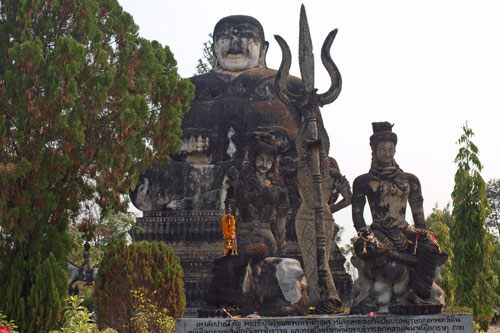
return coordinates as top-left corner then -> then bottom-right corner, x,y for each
274,4 -> 342,309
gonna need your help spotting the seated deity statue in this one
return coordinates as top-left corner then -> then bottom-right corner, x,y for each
130,15 -> 303,213
350,122 -> 447,315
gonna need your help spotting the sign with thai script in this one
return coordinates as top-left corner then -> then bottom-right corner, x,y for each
176,314 -> 472,333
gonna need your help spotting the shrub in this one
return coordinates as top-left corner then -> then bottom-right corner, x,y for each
0,311 -> 18,333
95,240 -> 184,330
124,289 -> 176,332
50,295 -> 117,333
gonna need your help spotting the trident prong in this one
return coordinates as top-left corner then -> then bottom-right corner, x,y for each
274,4 -> 342,108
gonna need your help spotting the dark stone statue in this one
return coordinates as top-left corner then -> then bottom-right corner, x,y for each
130,15 -> 303,212
350,122 -> 447,315
205,133 -> 308,316
129,14 -> 353,313
226,132 -> 288,259
68,242 -> 98,295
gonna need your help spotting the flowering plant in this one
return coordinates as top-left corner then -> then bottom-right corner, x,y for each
0,312 -> 16,333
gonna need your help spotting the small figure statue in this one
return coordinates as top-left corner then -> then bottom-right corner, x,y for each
68,242 -> 98,295
221,214 -> 238,256
226,132 -> 288,261
350,122 -> 447,314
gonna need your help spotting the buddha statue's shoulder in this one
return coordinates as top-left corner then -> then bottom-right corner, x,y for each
190,71 -> 235,100
238,67 -> 303,93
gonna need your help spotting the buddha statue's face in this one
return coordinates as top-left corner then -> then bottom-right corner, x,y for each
255,153 -> 273,175
214,22 -> 262,71
375,142 -> 396,167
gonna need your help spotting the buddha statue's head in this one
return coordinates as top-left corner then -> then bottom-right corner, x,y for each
212,15 -> 268,72
370,122 -> 398,168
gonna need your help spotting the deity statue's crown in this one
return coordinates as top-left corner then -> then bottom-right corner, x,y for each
370,121 -> 397,149
248,131 -> 277,158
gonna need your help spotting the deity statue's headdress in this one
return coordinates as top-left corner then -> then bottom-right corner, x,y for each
370,122 -> 397,151
248,132 -> 278,160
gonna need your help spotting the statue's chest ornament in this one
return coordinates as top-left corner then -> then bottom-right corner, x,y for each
369,179 -> 409,199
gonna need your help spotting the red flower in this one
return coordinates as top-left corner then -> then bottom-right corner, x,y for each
0,326 -> 10,333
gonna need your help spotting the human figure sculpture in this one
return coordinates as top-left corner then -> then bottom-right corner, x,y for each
205,133 -> 309,316
350,122 -> 447,314
68,242 -> 98,295
226,132 -> 289,261
130,15 -> 303,212
130,13 -> 353,311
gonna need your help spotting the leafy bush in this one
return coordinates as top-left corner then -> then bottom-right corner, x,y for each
124,289 -> 176,332
0,311 -> 18,333
95,240 -> 184,330
50,296 -> 117,333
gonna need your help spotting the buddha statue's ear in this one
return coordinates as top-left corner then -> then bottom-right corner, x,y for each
259,41 -> 269,67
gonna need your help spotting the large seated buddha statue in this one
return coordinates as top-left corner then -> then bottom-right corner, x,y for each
130,15 -> 303,212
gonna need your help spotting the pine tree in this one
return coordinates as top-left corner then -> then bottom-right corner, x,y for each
450,123 -> 499,330
194,33 -> 214,75
95,239 -> 185,330
0,1 -> 194,331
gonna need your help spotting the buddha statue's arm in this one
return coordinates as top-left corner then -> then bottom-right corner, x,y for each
351,176 -> 368,233
408,174 -> 426,229
276,188 -> 289,256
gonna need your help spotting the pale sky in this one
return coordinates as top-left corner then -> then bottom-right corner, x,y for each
119,0 -> 500,244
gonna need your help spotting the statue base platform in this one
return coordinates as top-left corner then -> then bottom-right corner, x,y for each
176,313 -> 472,332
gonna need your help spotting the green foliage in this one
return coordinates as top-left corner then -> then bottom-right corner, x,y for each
50,296 -> 117,333
489,237 -> 500,297
426,203 -> 455,304
0,311 -> 18,332
0,0 -> 194,331
473,321 -> 486,333
194,33 -> 214,75
95,240 -> 185,330
450,122 -> 500,331
124,289 -> 176,333
486,178 -> 500,237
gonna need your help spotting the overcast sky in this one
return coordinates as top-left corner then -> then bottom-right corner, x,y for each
119,0 -> 500,244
